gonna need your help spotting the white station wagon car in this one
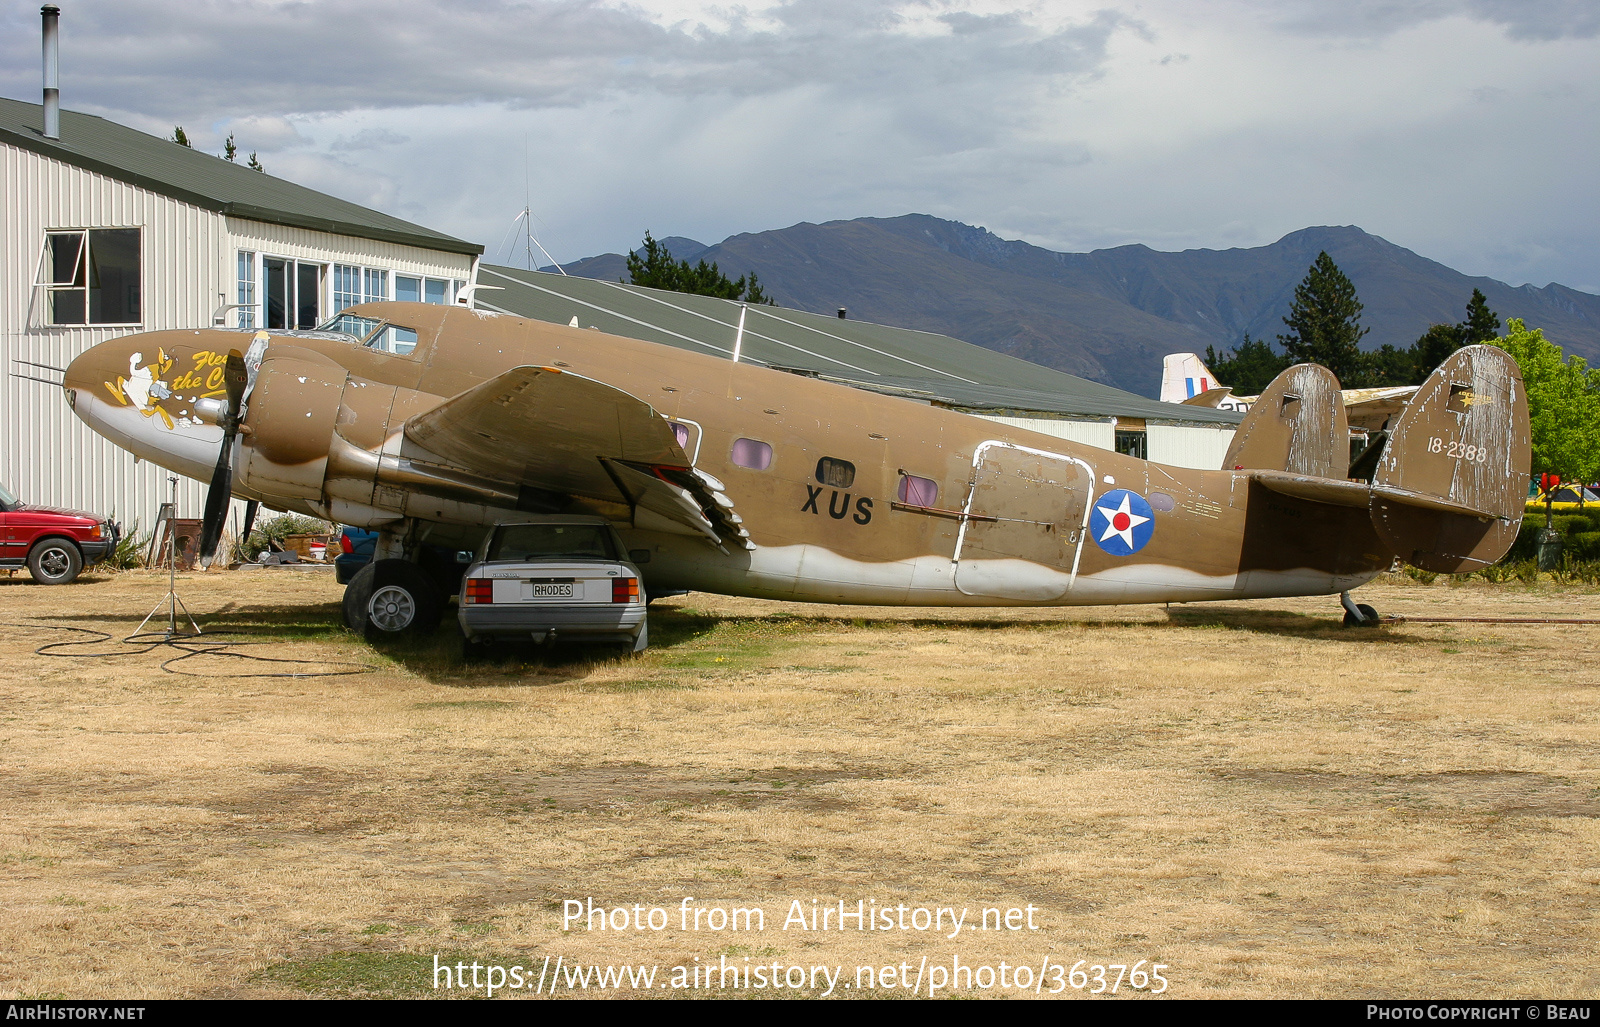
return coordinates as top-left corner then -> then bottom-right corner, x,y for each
458,517 -> 649,655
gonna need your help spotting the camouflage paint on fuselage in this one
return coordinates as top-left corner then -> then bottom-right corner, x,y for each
64,303 -> 1394,608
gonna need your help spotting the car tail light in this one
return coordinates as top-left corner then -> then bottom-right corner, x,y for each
465,578 -> 494,605
340,532 -> 354,555
612,577 -> 639,603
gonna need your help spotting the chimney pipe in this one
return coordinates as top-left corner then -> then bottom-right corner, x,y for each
41,5 -> 60,140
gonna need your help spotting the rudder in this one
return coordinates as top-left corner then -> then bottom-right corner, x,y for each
1370,345 -> 1530,572
1221,363 -> 1349,476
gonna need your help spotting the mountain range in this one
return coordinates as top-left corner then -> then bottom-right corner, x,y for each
544,216 -> 1600,397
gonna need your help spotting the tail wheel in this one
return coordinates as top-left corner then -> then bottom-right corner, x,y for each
27,539 -> 83,585
1342,603 -> 1380,628
343,559 -> 442,640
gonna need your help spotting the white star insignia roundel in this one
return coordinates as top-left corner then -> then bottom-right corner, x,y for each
1091,489 -> 1156,556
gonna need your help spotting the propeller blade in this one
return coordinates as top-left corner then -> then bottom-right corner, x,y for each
224,349 -> 248,417
240,500 -> 259,550
198,433 -> 234,567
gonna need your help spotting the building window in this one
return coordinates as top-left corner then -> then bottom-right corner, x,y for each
396,275 -> 460,305
37,228 -> 141,325
237,251 -> 256,328
1114,429 -> 1147,460
333,264 -> 392,313
264,258 -> 323,330
897,473 -> 938,507
815,457 -> 855,488
731,438 -> 772,471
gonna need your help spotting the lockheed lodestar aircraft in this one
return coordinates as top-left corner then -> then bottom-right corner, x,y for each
60,301 -> 1529,641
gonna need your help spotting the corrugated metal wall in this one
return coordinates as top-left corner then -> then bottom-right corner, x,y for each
2,144 -> 223,528
971,413 -> 1235,470
228,220 -> 474,279
3,143 -> 477,538
1148,423 -> 1234,471
974,413 -> 1117,453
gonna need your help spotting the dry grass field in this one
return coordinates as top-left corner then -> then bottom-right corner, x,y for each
0,566 -> 1596,1000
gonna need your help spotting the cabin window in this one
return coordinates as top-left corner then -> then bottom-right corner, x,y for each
731,438 -> 772,471
897,473 -> 938,507
37,228 -> 141,325
670,423 -> 690,448
815,457 -> 855,488
1114,429 -> 1147,460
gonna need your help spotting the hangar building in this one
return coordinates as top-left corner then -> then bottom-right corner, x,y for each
0,96 -> 482,526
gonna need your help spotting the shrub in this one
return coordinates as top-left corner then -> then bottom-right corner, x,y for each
1403,564 -> 1438,585
241,513 -> 333,562
1553,514 -> 1595,538
1568,531 -> 1600,562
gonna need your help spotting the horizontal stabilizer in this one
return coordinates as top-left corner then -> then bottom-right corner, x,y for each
1180,387 -> 1234,408
1250,471 -> 1502,520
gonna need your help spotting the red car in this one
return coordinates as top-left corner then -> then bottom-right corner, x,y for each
0,482 -> 117,584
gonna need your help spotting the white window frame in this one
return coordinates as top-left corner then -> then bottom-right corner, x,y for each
32,227 -> 144,328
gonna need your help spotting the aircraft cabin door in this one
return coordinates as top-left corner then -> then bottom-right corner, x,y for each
953,442 -> 1093,601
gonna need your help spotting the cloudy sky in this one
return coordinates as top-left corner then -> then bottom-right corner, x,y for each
3,0 -> 1597,290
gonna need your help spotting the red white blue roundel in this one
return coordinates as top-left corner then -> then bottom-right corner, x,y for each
1091,489 -> 1156,556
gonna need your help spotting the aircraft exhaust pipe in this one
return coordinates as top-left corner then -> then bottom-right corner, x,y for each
41,5 -> 60,140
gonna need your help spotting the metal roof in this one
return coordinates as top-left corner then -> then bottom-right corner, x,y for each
0,97 -> 482,256
476,265 -> 1242,425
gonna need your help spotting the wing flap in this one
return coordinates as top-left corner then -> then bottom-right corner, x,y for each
402,366 -> 750,544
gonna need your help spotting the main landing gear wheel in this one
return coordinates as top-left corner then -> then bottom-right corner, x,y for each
343,559 -> 443,641
1339,591 -> 1380,628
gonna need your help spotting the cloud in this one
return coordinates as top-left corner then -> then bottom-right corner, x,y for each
0,0 -> 1128,120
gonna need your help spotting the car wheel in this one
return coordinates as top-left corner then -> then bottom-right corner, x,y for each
27,539 -> 83,585
343,559 -> 442,640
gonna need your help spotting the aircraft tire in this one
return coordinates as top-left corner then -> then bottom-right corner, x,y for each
1342,603 -> 1380,627
344,559 -> 442,640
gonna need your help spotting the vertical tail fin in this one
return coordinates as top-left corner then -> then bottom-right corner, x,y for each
1221,363 -> 1349,476
1160,353 -> 1222,404
1369,345 -> 1530,572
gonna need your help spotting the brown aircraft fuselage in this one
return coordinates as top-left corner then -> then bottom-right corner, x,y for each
63,302 -> 1391,606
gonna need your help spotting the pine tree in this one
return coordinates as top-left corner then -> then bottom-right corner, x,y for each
1204,334 -> 1290,395
1277,251 -> 1369,383
247,151 -> 264,173
171,126 -> 191,147
624,232 -> 774,304
1462,288 -> 1500,343
223,134 -> 237,162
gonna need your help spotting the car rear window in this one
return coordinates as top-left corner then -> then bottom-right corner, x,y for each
488,524 -> 617,561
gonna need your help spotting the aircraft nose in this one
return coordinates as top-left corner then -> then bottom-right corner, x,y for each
62,334 -> 138,419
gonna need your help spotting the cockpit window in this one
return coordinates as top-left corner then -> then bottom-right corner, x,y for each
366,324 -> 419,355
320,313 -> 382,341
314,315 -> 419,355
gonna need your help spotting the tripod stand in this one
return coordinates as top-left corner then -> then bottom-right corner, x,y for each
135,477 -> 201,638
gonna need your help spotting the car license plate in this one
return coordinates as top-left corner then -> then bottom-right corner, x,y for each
526,582 -> 574,599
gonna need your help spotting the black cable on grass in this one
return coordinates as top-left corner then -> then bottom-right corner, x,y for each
7,622 -> 375,678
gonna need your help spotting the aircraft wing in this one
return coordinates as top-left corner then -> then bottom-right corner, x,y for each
1341,386 -> 1418,431
403,366 -> 747,547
